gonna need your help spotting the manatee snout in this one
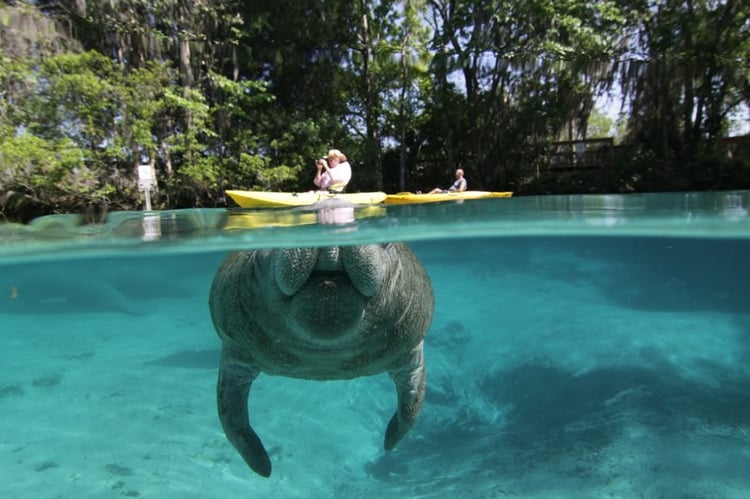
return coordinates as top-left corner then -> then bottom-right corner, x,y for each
273,245 -> 387,338
273,245 -> 385,297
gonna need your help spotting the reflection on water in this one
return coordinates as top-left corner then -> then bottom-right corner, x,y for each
141,213 -> 162,241
719,192 -> 748,220
1,191 -> 749,263
534,190 -> 750,229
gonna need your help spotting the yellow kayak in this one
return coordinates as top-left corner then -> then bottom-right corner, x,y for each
225,190 -> 387,208
384,190 -> 513,205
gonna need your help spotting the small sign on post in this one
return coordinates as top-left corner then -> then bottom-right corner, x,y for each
137,163 -> 157,211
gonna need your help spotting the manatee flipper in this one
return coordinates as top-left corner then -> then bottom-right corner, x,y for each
217,349 -> 271,477
384,343 -> 426,450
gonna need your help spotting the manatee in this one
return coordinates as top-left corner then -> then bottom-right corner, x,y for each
209,242 -> 434,477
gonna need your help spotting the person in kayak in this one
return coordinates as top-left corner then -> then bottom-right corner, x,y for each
314,149 -> 352,192
429,168 -> 467,194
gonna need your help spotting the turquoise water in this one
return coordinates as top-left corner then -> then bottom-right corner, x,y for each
1,191 -> 749,498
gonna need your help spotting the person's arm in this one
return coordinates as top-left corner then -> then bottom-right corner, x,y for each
447,178 -> 465,192
314,159 -> 330,188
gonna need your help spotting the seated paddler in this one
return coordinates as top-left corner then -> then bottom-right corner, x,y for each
313,149 -> 352,193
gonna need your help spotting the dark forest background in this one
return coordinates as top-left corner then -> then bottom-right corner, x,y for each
1,0 -> 749,222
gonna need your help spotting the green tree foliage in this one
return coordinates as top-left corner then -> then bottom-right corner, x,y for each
347,0 -> 433,190
1,0 -> 749,220
585,108 -> 616,139
423,0 -> 627,188
620,0 -> 750,156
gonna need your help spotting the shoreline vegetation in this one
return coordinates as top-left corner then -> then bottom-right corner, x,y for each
1,1 -> 749,223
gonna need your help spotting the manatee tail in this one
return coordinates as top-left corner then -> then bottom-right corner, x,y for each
384,344 -> 426,450
217,350 -> 271,477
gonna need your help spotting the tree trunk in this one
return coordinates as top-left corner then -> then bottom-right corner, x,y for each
358,4 -> 383,189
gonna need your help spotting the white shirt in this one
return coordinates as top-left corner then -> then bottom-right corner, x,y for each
315,161 -> 352,190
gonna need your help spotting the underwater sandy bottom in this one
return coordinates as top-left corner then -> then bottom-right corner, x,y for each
1,239 -> 749,498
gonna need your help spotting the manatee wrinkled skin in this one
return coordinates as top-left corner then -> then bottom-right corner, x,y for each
209,243 -> 434,477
